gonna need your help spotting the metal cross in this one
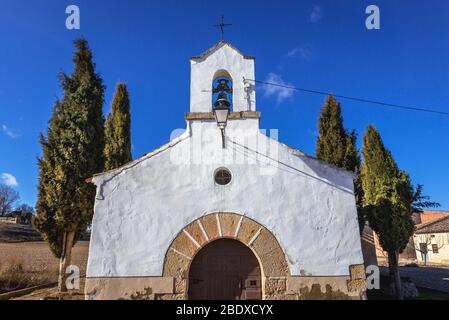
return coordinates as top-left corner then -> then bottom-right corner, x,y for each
213,15 -> 232,40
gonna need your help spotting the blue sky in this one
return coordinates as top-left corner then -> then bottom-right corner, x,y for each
0,0 -> 448,209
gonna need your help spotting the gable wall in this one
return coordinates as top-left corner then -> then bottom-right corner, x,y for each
87,120 -> 363,278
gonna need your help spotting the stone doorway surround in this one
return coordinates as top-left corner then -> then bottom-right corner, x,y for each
163,213 -> 290,300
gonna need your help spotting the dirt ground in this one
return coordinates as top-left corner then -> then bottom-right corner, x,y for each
12,277 -> 87,300
0,241 -> 89,275
0,241 -> 89,299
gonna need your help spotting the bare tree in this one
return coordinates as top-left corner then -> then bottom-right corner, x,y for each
0,184 -> 20,216
414,234 -> 445,266
11,204 -> 35,224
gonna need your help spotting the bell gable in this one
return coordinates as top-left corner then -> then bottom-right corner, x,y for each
190,41 -> 256,113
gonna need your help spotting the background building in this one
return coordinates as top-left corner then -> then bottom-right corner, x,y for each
413,215 -> 449,265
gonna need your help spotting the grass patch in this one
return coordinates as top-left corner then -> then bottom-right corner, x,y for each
416,287 -> 449,300
0,257 -> 57,294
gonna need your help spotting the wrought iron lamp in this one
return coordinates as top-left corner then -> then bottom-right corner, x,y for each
213,91 -> 231,149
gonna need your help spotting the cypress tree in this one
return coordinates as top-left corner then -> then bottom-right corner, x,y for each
316,95 -> 348,168
316,95 -> 364,230
104,83 -> 132,171
361,125 -> 414,300
33,39 -> 105,293
33,102 -> 64,257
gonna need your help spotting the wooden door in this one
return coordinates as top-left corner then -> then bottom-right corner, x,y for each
188,239 -> 262,300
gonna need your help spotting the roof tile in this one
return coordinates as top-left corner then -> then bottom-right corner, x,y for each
415,215 -> 449,234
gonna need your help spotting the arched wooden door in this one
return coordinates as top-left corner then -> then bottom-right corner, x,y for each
188,239 -> 262,300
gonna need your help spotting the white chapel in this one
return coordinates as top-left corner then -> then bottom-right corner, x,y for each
85,40 -> 367,300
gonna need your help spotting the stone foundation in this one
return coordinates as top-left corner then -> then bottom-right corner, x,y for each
85,277 -> 175,300
85,271 -> 366,300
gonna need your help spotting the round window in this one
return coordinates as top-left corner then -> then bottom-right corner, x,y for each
214,168 -> 232,185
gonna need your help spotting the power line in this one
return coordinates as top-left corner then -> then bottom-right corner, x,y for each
246,79 -> 449,117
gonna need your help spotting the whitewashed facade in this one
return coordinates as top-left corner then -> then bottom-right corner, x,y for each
85,41 -> 366,300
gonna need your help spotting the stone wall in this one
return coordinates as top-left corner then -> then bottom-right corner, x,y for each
0,217 -> 18,224
360,225 -> 378,267
85,277 -> 175,300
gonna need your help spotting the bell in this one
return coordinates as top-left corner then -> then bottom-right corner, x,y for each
214,91 -> 231,109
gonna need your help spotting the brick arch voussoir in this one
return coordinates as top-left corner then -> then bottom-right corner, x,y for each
163,213 -> 290,279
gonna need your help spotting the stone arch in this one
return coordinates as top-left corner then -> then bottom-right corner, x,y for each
162,213 -> 290,299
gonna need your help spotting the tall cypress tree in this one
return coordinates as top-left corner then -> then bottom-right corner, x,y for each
316,95 -> 364,230
316,95 -> 360,171
33,102 -> 64,257
361,125 -> 414,300
104,83 -> 132,171
33,39 -> 105,293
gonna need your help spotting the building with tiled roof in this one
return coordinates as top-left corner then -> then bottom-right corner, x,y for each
416,215 -> 449,234
413,215 -> 449,265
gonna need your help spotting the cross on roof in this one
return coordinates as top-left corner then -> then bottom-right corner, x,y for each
213,15 -> 232,40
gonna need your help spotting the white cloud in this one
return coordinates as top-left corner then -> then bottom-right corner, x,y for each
2,125 -> 21,139
1,173 -> 18,187
262,73 -> 295,105
285,45 -> 312,60
309,5 -> 322,23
